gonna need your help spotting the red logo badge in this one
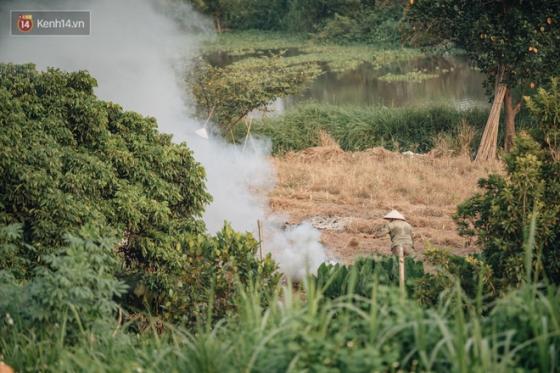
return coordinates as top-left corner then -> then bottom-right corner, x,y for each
17,14 -> 33,33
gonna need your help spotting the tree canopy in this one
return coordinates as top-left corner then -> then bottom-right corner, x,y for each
0,64 -> 278,321
190,0 -> 405,45
406,0 -> 560,159
0,63 -> 209,274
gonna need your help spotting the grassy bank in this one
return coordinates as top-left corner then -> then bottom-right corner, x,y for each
237,103 -> 492,155
204,30 -> 424,73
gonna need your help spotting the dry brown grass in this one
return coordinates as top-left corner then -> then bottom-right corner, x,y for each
269,134 -> 502,263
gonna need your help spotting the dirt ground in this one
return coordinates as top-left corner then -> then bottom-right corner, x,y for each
269,139 -> 502,263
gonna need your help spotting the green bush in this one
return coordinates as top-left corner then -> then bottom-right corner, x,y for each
0,63 -> 209,273
194,0 -> 406,46
414,247 -> 495,307
455,79 -> 560,288
126,223 -> 280,325
0,63 -> 279,323
314,14 -> 362,44
313,2 -> 403,46
0,224 -> 126,336
190,58 -> 321,135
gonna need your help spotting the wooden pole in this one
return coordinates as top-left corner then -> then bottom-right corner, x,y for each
398,246 -> 405,296
242,117 -> 253,152
257,219 -> 263,260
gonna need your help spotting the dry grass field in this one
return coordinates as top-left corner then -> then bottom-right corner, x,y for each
269,134 -> 502,263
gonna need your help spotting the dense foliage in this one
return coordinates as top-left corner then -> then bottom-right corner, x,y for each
406,0 -> 560,156
456,79 -> 560,287
191,0 -> 406,46
2,258 -> 558,372
0,63 -> 279,323
315,250 -> 495,307
315,256 -> 424,298
414,247 -> 495,306
406,0 -> 560,90
0,225 -> 127,337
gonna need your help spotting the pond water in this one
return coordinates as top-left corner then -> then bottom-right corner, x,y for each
208,50 -> 489,116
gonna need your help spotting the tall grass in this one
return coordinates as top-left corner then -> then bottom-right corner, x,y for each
237,103 -> 534,156
2,216 -> 556,372
2,272 -> 558,372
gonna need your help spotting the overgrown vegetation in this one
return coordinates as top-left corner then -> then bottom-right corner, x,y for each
190,56 -> 321,134
0,64 -> 279,326
2,253 -> 558,372
191,0 -> 406,46
2,53 -> 560,371
406,0 -> 560,159
315,250 -> 495,307
204,30 -> 422,72
234,103 -> 491,154
456,79 -> 560,287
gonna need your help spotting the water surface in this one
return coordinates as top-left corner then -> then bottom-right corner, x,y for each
209,50 -> 488,116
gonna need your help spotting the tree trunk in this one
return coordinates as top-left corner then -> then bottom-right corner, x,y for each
475,68 -> 508,162
503,88 -> 522,152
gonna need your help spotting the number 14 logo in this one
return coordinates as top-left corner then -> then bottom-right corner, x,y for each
17,14 -> 33,32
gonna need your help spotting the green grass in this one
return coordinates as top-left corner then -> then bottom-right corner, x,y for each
236,103 -> 491,154
2,273 -> 558,372
2,233 -> 557,372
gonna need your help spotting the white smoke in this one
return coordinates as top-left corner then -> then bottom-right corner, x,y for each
0,0 -> 328,279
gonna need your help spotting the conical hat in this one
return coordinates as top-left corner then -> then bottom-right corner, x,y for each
383,209 -> 405,221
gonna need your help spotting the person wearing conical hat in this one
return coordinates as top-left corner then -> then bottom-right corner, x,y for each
374,209 -> 414,257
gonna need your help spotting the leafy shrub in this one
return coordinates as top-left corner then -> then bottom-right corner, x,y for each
0,63 -> 279,323
127,223 -> 280,325
314,2 -> 403,46
414,247 -> 495,307
0,224 -> 126,335
455,79 -> 560,288
0,63 -> 209,275
314,14 -> 362,44
190,57 -> 321,134
0,221 -> 32,279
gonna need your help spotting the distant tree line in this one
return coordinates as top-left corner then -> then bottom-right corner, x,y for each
189,0 -> 406,46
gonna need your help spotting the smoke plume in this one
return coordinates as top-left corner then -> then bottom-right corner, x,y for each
0,0 -> 328,279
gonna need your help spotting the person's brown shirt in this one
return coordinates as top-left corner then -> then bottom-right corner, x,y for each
378,220 -> 414,249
